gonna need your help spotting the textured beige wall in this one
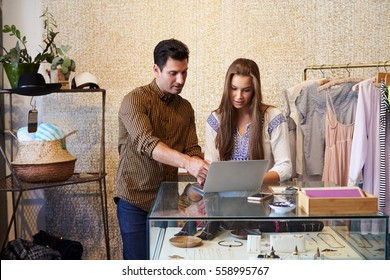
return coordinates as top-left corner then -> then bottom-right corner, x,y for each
38,0 -> 390,259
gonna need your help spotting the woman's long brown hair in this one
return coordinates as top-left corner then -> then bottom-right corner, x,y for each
215,58 -> 269,160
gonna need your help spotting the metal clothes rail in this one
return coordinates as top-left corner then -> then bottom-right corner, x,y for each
303,61 -> 390,80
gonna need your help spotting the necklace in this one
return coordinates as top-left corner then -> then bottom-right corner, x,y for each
317,233 -> 345,248
306,233 -> 318,244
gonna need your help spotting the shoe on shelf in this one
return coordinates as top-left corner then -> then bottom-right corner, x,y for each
174,221 -> 197,236
198,221 -> 220,240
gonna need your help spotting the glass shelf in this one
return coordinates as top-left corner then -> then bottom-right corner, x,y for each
0,172 -> 106,192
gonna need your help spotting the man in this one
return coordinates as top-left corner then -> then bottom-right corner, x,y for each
114,39 -> 209,260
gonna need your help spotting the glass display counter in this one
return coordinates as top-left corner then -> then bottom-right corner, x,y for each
147,181 -> 388,260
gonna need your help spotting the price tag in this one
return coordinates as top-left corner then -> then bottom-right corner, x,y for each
28,109 -> 38,133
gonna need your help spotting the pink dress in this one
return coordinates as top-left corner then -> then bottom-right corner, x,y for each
322,93 -> 355,186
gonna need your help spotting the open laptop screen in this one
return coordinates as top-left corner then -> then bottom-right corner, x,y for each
201,160 -> 269,194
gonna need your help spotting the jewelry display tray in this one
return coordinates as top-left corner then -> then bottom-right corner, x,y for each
151,226 -> 384,260
298,189 -> 378,215
147,182 -> 388,260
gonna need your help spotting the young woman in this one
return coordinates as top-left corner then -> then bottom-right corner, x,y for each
205,58 -> 292,183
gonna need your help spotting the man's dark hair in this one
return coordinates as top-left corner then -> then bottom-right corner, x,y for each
153,39 -> 189,70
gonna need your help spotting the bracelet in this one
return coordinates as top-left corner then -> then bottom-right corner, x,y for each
217,240 -> 243,247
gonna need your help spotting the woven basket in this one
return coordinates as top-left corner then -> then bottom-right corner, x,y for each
12,160 -> 76,183
11,137 -> 77,183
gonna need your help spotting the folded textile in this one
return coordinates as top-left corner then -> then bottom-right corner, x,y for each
33,230 -> 83,260
1,238 -> 61,260
17,123 -> 67,142
35,123 -> 66,140
17,127 -> 36,142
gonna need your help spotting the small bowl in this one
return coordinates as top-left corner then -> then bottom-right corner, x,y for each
269,201 -> 296,213
169,236 -> 203,248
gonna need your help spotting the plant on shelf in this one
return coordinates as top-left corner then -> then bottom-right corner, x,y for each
50,44 -> 76,81
0,8 -> 59,88
41,7 -> 60,64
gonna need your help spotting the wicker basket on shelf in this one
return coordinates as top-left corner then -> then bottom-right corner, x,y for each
11,132 -> 77,183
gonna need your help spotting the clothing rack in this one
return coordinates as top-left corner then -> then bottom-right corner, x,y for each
303,61 -> 390,80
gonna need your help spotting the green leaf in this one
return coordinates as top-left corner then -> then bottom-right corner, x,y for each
61,65 -> 69,74
62,57 -> 71,67
52,56 -> 62,65
3,25 -> 11,32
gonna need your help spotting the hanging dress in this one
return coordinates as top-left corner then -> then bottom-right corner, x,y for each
322,92 -> 355,186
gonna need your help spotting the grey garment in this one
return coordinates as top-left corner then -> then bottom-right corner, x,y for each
295,82 -> 358,176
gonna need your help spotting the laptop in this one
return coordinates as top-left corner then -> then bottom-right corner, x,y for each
195,160 -> 269,195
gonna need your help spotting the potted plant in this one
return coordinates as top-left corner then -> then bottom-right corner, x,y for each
50,44 -> 76,88
0,8 -> 58,88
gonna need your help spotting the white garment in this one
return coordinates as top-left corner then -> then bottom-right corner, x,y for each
205,107 -> 292,181
348,78 -> 389,233
348,78 -> 380,190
